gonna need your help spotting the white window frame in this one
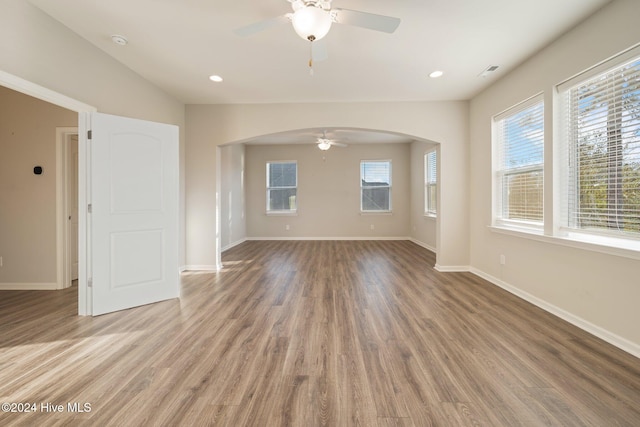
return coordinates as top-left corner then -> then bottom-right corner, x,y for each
490,45 -> 640,262
360,160 -> 392,213
266,161 -> 297,214
492,94 -> 545,232
424,149 -> 437,217
557,47 -> 640,244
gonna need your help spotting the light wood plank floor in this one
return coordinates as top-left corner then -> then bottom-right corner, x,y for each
1,240 -> 639,426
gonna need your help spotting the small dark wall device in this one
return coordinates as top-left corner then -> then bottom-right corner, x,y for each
34,166 -> 43,175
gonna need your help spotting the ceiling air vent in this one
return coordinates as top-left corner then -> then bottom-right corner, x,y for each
479,65 -> 499,77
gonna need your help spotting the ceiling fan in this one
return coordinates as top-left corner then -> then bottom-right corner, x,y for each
315,131 -> 348,150
234,0 -> 401,71
317,137 -> 347,151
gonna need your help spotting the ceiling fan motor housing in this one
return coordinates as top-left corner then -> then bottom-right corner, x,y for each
290,0 -> 332,12
290,1 -> 333,41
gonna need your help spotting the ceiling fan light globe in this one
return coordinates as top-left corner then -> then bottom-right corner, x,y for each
292,6 -> 332,41
317,140 -> 332,150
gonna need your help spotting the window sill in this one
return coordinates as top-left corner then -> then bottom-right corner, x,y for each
266,211 -> 297,216
489,225 -> 640,261
360,211 -> 392,215
492,221 -> 543,236
424,213 -> 437,220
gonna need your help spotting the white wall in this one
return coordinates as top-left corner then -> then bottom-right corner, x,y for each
244,143 -> 411,239
0,86 -> 76,287
469,0 -> 640,354
219,144 -> 246,250
0,0 -> 186,266
186,101 -> 469,270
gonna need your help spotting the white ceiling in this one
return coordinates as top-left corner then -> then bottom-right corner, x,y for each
28,0 -> 610,105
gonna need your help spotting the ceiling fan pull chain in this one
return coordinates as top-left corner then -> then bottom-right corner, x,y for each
309,41 -> 314,76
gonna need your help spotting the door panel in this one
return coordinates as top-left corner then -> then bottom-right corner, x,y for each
90,112 -> 179,316
111,230 -> 164,288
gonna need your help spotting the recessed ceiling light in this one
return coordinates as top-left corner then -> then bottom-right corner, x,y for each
209,75 -> 223,82
111,34 -> 128,46
429,70 -> 444,78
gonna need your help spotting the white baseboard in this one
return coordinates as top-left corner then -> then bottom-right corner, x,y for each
182,265 -> 220,272
409,238 -> 436,253
0,282 -> 58,290
434,264 -> 470,272
469,267 -> 640,359
221,238 -> 247,252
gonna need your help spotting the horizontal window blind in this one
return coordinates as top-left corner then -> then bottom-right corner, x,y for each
267,161 -> 297,212
425,151 -> 437,215
361,161 -> 390,185
268,162 -> 297,188
495,99 -> 544,223
563,57 -> 640,235
361,160 -> 391,211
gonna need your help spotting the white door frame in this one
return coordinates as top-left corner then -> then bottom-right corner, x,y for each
0,70 -> 96,315
56,127 -> 78,290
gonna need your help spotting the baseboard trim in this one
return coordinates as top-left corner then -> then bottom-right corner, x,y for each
182,265 -> 220,272
0,282 -> 58,291
221,238 -> 247,252
409,238 -> 436,253
434,264 -> 470,272
469,267 -> 640,359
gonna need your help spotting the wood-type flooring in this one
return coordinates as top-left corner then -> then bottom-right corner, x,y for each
1,240 -> 639,426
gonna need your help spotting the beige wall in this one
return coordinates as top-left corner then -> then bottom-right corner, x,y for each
0,0 -> 186,267
186,101 -> 469,270
244,143 -> 411,239
0,87 -> 76,286
469,0 -> 640,352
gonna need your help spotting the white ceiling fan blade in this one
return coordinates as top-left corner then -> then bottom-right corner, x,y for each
332,8 -> 400,33
311,38 -> 328,62
330,141 -> 348,148
234,15 -> 290,37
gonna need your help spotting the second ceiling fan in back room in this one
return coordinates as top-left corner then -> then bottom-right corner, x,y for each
234,0 -> 401,74
314,130 -> 348,150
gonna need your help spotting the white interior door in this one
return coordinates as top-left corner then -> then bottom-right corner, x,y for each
90,112 -> 179,316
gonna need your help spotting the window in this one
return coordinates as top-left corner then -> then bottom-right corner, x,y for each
494,96 -> 544,227
361,160 -> 391,212
562,56 -> 640,237
266,161 -> 297,213
425,150 -> 437,216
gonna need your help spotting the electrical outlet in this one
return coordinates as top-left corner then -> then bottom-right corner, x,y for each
285,224 -> 290,231
370,224 -> 375,230
500,254 -> 506,265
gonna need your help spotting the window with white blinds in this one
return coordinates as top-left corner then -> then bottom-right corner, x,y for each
562,56 -> 640,236
266,161 -> 297,212
361,160 -> 391,212
494,96 -> 544,227
425,150 -> 437,216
